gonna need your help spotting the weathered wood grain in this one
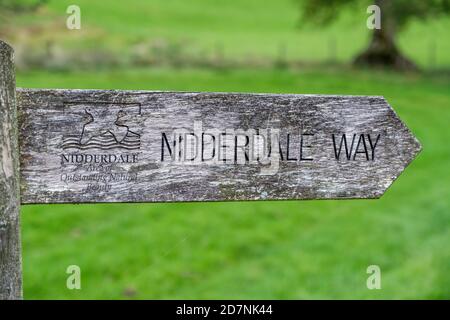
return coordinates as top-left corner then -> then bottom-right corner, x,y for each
0,40 -> 22,299
16,89 -> 421,204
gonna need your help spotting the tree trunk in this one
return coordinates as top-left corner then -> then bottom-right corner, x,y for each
353,0 -> 417,71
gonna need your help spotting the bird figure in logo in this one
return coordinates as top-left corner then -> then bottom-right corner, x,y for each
80,108 -> 131,145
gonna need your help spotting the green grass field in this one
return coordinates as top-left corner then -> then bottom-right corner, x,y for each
17,67 -> 450,299
7,0 -> 450,299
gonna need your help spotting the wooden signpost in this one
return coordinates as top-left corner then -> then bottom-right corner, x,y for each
0,40 -> 421,299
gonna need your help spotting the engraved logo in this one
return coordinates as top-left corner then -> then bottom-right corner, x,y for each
61,104 -> 141,151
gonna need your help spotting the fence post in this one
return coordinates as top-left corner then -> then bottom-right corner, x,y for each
0,40 -> 22,300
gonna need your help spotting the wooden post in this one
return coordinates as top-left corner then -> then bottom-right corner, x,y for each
0,40 -> 22,299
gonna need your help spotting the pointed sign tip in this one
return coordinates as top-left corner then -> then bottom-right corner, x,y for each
380,133 -> 422,198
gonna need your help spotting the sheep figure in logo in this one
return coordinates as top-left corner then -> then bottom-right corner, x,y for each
80,108 -> 131,145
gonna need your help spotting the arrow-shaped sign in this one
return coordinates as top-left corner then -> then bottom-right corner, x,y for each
16,89 -> 421,203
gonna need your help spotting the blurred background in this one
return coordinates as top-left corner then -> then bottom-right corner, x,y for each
1,0 -> 449,299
